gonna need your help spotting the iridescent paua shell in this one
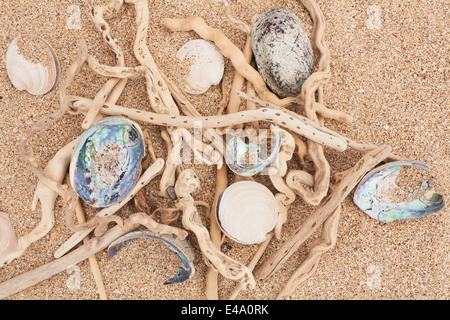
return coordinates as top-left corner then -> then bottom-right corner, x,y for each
107,231 -> 195,284
224,131 -> 282,176
251,7 -> 314,98
353,160 -> 445,223
69,117 -> 145,207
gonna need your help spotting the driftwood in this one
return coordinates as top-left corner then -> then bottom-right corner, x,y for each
277,205 -> 341,299
175,169 -> 256,291
1,0 -> 410,301
255,145 -> 392,281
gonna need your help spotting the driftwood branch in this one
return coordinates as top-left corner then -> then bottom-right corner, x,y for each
0,212 -> 187,299
255,144 -> 392,280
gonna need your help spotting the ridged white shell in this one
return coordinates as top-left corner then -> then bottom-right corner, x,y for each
0,212 -> 18,261
215,181 -> 278,244
5,34 -> 60,96
176,39 -> 224,94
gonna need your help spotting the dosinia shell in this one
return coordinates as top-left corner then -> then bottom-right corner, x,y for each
176,39 -> 224,94
107,231 -> 195,284
5,34 -> 60,96
353,160 -> 446,222
69,116 -> 145,208
251,7 -> 314,98
0,212 -> 18,261
215,181 -> 278,244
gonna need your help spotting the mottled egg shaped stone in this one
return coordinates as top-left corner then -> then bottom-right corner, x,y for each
69,116 -> 145,208
251,7 -> 314,98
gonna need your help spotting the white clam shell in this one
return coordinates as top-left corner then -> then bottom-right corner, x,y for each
176,39 -> 224,94
0,212 -> 18,261
216,181 -> 278,244
5,34 -> 60,96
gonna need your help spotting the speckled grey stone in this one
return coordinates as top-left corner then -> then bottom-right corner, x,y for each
251,7 -> 314,98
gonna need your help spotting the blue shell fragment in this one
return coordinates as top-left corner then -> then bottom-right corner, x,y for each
225,131 -> 282,176
69,116 -> 145,207
353,160 -> 445,223
107,231 -> 195,284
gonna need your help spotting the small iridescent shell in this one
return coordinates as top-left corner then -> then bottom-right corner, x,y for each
107,231 -> 195,284
0,212 -> 18,262
215,181 -> 278,244
251,7 -> 314,98
225,131 -> 282,176
69,117 -> 145,208
5,34 -> 60,95
354,160 -> 446,223
176,39 -> 224,94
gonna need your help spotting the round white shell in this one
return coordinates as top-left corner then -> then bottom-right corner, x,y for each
216,181 -> 278,244
5,34 -> 60,96
0,212 -> 18,261
176,39 -> 224,94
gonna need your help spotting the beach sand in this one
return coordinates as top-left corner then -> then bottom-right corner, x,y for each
0,0 -> 448,300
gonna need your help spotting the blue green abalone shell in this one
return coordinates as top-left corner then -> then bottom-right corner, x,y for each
353,160 -> 445,222
70,117 -> 145,207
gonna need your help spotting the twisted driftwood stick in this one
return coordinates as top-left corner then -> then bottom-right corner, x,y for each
82,1 -> 127,129
0,140 -> 76,267
255,144 -> 392,280
282,0 -> 332,207
277,204 -> 341,299
1,38 -> 92,266
175,169 -> 256,291
0,212 -> 187,299
124,0 -> 179,115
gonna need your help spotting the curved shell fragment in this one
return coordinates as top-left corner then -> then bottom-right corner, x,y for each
225,130 -> 282,176
107,230 -> 195,284
5,34 -> 60,96
353,160 -> 446,222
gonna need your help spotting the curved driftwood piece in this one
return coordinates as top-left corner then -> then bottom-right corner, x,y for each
0,212 -> 187,299
124,0 -> 179,115
0,140 -> 76,267
54,158 -> 165,258
16,40 -> 88,242
277,205 -> 341,299
268,126 -> 297,239
175,169 -> 256,291
255,145 -> 392,280
82,3 -> 127,129
283,0 -> 331,207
